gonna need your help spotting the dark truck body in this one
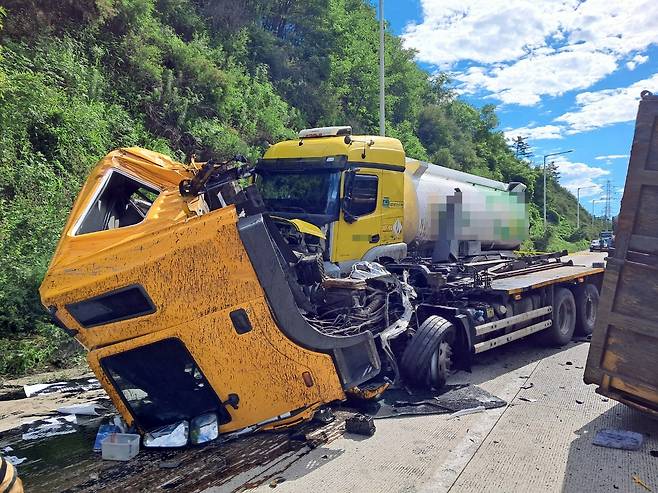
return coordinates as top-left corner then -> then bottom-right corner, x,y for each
584,91 -> 658,417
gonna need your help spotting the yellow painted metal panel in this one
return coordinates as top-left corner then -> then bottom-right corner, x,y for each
331,169 -> 382,262
264,135 -> 405,168
88,297 -> 344,433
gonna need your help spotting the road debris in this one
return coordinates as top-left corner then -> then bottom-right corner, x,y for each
518,397 -> 537,403
21,415 -> 77,440
313,408 -> 335,424
144,422 -> 189,448
448,406 -> 485,420
632,474 -> 652,492
23,378 -> 101,398
4,456 -> 26,466
159,459 -> 183,469
353,384 -> 506,419
101,433 -> 140,461
94,424 -> 123,452
520,383 -> 534,390
57,403 -> 105,416
269,477 -> 286,488
592,429 -> 644,450
344,414 -> 376,436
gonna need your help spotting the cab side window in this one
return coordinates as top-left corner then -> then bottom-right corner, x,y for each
349,174 -> 378,216
75,170 -> 159,235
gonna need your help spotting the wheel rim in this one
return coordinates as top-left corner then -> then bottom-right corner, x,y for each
430,340 -> 453,386
558,300 -> 574,335
585,295 -> 595,324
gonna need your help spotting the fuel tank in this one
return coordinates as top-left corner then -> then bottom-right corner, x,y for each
403,158 -> 528,251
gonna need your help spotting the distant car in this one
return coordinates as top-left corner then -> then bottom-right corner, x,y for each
590,239 -> 602,252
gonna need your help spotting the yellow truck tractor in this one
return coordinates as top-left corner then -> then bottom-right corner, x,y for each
40,127 -> 603,445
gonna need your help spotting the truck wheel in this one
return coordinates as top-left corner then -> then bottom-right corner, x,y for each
401,316 -> 456,389
538,287 -> 576,346
574,284 -> 599,335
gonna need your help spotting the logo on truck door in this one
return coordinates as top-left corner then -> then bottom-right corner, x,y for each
382,197 -> 402,208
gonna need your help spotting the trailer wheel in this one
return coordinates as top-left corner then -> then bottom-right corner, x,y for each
538,287 -> 576,346
401,316 -> 456,389
574,284 -> 599,335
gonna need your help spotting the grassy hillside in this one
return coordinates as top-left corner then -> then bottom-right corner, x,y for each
0,0 -> 595,375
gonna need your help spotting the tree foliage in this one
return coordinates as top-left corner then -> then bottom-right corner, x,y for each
0,0 -> 593,372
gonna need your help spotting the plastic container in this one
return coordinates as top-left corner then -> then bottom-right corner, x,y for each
101,433 -> 140,461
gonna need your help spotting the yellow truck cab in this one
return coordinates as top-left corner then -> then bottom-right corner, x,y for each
255,126 -> 407,270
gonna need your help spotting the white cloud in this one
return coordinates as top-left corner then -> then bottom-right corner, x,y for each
555,73 -> 658,133
627,54 -> 649,70
505,124 -> 563,141
403,0 -> 575,68
403,0 -> 658,106
458,50 -> 618,106
551,156 -> 609,196
502,74 -> 658,138
595,154 -> 629,160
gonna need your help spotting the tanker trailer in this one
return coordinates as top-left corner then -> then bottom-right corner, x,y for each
402,158 -> 528,261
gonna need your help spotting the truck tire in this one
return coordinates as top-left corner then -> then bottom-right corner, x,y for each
538,287 -> 576,346
574,283 -> 599,335
401,316 -> 456,389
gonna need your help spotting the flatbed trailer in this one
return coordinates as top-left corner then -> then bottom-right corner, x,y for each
380,252 -> 604,386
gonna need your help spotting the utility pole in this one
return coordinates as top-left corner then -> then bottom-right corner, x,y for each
542,150 -> 573,230
576,185 -> 597,229
378,0 -> 385,136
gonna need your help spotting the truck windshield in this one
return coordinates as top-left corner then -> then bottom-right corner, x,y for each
255,170 -> 341,217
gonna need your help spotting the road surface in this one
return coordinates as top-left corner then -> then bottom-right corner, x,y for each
205,251 -> 658,493
217,331 -> 656,493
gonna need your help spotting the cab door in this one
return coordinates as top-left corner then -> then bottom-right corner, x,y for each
331,169 -> 382,262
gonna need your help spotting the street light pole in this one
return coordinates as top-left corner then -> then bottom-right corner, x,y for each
576,185 -> 597,229
542,149 -> 574,230
378,0 -> 385,137
591,199 -> 605,230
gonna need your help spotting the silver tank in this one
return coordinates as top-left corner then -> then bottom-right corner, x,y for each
403,159 -> 528,250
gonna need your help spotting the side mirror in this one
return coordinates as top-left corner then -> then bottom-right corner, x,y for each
190,413 -> 219,445
341,169 -> 357,224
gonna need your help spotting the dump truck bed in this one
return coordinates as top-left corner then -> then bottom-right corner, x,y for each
584,91 -> 658,417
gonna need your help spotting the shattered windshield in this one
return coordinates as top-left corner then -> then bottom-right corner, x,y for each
255,170 -> 341,217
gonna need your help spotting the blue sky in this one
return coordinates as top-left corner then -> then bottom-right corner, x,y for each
378,0 -> 658,217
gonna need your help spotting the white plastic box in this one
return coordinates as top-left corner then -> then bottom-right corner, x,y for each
101,433 -> 140,461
